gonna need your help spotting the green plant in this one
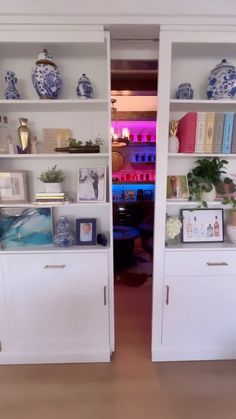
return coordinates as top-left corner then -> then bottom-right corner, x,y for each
187,157 -> 234,207
39,165 -> 64,183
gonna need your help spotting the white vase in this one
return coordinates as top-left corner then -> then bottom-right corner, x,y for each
201,186 -> 216,202
168,135 -> 180,153
226,211 -> 236,244
43,182 -> 62,193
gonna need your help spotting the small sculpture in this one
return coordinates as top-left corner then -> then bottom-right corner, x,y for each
4,71 -> 20,100
76,73 -> 93,99
7,135 -> 15,154
31,136 -> 38,154
168,120 -> 180,153
17,117 -> 31,154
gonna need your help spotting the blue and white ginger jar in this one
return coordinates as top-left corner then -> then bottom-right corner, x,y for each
54,216 -> 75,247
4,71 -> 20,100
32,49 -> 62,99
76,73 -> 93,99
207,59 -> 236,100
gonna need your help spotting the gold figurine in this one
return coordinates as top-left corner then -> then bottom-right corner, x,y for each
169,120 -> 179,136
17,118 -> 30,153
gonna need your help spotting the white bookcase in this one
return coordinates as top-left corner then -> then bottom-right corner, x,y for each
152,27 -> 236,362
0,25 -> 114,363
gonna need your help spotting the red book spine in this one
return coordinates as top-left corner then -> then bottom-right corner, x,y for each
177,112 -> 197,153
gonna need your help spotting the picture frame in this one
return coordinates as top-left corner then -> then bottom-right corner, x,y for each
0,207 -> 53,249
76,218 -> 97,245
0,171 -> 28,203
42,128 -> 71,153
166,175 -> 189,200
181,208 -> 224,243
77,166 -> 106,202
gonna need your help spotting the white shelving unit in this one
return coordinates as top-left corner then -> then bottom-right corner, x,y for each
152,27 -> 236,362
0,25 -> 114,364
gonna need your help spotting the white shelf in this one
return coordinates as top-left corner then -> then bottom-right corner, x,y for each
168,153 -> 236,158
0,245 -> 110,254
170,99 -> 236,112
165,241 -> 236,251
0,99 -> 108,112
166,200 -> 230,208
0,153 -> 109,159
0,202 -> 110,208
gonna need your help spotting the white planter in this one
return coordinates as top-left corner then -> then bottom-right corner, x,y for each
226,224 -> 236,244
43,183 -> 62,193
201,186 -> 216,202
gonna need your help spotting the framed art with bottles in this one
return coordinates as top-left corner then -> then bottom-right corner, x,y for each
180,208 -> 224,243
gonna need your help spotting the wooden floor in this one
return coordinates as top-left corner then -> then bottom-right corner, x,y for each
1,279 -> 236,419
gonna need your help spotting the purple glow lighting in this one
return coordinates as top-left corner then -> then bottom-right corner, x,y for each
111,120 -> 157,143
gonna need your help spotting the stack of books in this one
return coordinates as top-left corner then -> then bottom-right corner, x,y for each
176,112 -> 236,154
34,192 -> 69,204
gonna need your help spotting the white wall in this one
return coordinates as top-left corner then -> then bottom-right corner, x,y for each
1,0 -> 236,18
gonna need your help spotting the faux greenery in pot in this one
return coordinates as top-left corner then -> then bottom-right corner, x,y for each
187,157 -> 234,206
39,165 -> 64,183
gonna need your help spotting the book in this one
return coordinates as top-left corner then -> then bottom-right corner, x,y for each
221,112 -> 234,153
204,112 -> 215,153
194,113 -> 206,153
36,192 -> 65,197
212,113 -> 225,153
177,112 -> 197,153
231,114 -> 236,153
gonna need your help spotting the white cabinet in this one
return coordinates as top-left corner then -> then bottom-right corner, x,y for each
0,251 -> 110,363
152,27 -> 236,362
0,25 -> 114,363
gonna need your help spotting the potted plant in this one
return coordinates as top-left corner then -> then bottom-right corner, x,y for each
39,164 -> 64,193
63,136 -> 103,153
187,157 -> 234,206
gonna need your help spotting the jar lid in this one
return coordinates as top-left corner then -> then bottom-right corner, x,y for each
211,59 -> 235,73
79,73 -> 90,81
36,49 -> 57,67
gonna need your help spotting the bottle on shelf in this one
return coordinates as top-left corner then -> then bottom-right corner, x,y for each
135,153 -> 139,162
214,216 -> 219,237
146,172 -> 150,181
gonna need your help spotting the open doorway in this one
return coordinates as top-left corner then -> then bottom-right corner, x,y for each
111,58 -> 158,358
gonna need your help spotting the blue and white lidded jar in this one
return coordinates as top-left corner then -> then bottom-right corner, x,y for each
4,71 -> 20,100
76,73 -> 93,99
176,83 -> 193,99
207,59 -> 236,100
53,216 -> 75,247
32,49 -> 62,99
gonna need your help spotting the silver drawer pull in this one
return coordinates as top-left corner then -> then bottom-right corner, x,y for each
44,264 -> 66,269
165,285 -> 170,305
206,262 -> 228,266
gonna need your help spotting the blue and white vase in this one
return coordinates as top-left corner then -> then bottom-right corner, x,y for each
4,71 -> 20,100
54,216 -> 75,247
76,73 -> 93,99
207,59 -> 236,100
176,82 -> 193,99
32,49 -> 62,99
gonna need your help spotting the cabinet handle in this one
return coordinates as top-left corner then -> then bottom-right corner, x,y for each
165,285 -> 170,305
104,286 -> 107,306
206,262 -> 228,266
44,264 -> 66,269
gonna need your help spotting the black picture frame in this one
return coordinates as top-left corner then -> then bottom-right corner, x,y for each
180,208 -> 224,243
76,218 -> 97,245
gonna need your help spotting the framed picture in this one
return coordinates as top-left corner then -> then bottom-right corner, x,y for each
77,166 -> 106,202
181,208 -> 224,243
167,175 -> 189,200
42,128 -> 71,153
0,207 -> 53,249
0,171 -> 28,203
76,218 -> 96,245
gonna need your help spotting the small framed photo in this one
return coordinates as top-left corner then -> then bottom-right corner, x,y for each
76,218 -> 97,245
167,175 -> 189,200
77,166 -> 106,202
181,208 -> 224,243
0,171 -> 28,203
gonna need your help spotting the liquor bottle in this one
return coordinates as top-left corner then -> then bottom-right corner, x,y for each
207,224 -> 213,237
193,216 -> 198,237
146,172 -> 149,181
187,217 -> 192,238
214,216 -> 219,236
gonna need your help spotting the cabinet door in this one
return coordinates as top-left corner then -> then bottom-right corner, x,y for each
1,252 -> 110,363
162,276 -> 236,360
